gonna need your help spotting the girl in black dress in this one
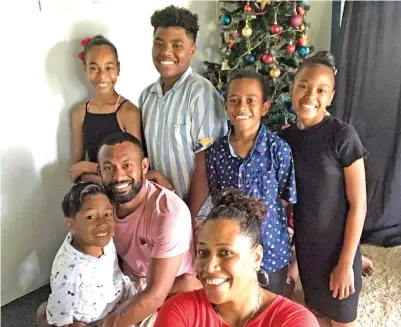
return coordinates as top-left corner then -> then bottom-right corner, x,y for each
279,52 -> 367,327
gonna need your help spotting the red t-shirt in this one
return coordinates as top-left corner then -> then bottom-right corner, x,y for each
155,289 -> 319,327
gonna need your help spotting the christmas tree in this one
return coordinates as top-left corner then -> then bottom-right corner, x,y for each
203,0 -> 314,132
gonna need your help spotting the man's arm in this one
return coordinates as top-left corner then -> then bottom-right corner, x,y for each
100,254 -> 183,327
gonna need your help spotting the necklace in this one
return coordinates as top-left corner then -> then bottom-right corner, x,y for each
212,286 -> 262,327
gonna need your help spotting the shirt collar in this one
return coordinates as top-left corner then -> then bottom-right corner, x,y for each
150,66 -> 193,96
63,232 -> 112,262
226,123 -> 268,157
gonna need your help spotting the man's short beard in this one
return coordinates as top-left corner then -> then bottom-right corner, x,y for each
107,178 -> 143,204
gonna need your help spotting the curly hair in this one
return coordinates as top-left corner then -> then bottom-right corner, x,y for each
62,182 -> 108,218
150,5 -> 199,43
227,70 -> 272,102
204,188 -> 266,248
83,34 -> 119,63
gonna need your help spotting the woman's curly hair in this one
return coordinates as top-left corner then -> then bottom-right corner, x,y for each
205,188 -> 267,248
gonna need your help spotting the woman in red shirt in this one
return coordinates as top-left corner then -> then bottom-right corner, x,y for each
155,189 -> 319,327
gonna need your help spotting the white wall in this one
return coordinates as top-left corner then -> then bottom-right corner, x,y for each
1,0 -> 332,305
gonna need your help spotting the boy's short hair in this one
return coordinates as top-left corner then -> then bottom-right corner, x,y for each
227,70 -> 271,102
150,5 -> 199,43
62,182 -> 108,218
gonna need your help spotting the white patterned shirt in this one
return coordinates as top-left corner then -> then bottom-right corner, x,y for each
139,66 -> 227,214
46,233 -> 135,326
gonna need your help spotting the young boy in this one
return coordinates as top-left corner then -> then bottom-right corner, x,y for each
139,5 -> 227,220
188,70 -> 297,296
44,182 -> 135,326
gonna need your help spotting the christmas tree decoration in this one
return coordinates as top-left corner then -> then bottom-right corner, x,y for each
270,66 -> 281,78
257,0 -> 271,10
220,14 -> 232,26
286,43 -> 296,54
245,54 -> 256,63
297,34 -> 308,46
244,3 -> 252,13
221,59 -> 231,70
203,0 -> 315,131
242,22 -> 253,38
296,6 -> 305,16
290,14 -> 303,28
262,53 -> 275,65
297,46 -> 310,57
270,24 -> 281,34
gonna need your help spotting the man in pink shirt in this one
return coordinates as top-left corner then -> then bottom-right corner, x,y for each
97,132 -> 201,327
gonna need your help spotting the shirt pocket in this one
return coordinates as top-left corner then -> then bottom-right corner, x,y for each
173,124 -> 192,152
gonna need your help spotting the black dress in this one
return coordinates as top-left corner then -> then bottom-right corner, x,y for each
279,116 -> 367,323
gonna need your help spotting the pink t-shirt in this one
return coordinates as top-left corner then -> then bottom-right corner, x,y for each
155,289 -> 319,327
114,180 -> 195,280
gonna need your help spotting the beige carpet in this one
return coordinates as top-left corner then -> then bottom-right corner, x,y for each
293,244 -> 401,327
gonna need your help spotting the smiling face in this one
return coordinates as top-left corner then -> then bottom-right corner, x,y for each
84,44 -> 119,95
226,78 -> 270,134
291,64 -> 335,127
66,193 -> 115,254
195,219 -> 263,305
152,27 -> 195,84
98,141 -> 149,204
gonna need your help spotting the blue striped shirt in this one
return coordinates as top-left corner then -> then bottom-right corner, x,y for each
139,67 -> 227,207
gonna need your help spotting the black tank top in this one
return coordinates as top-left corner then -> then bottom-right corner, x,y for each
82,100 -> 128,162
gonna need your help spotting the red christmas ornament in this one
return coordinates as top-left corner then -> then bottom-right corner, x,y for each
296,6 -> 305,16
262,53 -> 274,65
229,39 -> 236,48
270,24 -> 281,34
297,35 -> 307,46
286,43 -> 296,54
244,3 -> 252,12
290,15 -> 303,28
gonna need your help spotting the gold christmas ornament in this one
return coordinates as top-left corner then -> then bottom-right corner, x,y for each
270,66 -> 281,78
242,23 -> 253,38
300,24 -> 305,31
221,59 -> 231,70
257,0 -> 271,10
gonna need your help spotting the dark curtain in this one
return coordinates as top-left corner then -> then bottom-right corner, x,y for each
332,1 -> 401,246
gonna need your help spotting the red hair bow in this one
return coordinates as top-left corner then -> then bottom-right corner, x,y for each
78,37 -> 92,61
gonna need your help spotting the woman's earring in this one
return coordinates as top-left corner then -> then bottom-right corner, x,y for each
256,268 -> 269,287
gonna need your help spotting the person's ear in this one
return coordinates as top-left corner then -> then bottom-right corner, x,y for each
253,244 -> 263,269
190,43 -> 196,59
65,217 -> 76,235
261,100 -> 272,117
141,157 -> 150,175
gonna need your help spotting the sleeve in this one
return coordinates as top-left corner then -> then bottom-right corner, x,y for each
46,282 -> 79,326
191,89 -> 227,154
206,145 -> 219,195
138,89 -> 146,110
154,293 -> 195,327
336,124 -> 368,168
150,202 -> 192,259
276,140 -> 297,204
274,299 -> 320,327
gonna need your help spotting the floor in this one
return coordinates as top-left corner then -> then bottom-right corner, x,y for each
1,284 -> 50,327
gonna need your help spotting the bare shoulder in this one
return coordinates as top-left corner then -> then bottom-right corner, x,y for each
71,102 -> 87,121
120,100 -> 140,115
